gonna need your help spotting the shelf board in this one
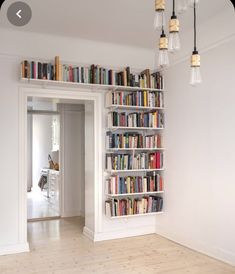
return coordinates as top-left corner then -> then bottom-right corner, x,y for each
105,168 -> 164,173
20,78 -> 164,92
106,148 -> 165,152
107,126 -> 164,131
108,211 -> 163,219
106,105 -> 165,111
106,191 -> 164,197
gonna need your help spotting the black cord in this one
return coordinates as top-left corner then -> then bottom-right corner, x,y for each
194,1 -> 197,52
173,0 -> 175,17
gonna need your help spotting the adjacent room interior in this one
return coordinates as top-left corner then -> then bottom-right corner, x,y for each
0,0 -> 235,273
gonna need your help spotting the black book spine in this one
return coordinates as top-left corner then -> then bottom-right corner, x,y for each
126,67 -> 131,87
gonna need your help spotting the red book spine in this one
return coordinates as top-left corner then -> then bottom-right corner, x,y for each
157,152 -> 161,169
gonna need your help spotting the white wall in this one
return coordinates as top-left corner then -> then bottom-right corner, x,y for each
157,37 -> 235,266
32,115 -> 53,186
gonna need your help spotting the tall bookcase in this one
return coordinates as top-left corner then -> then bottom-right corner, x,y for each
105,86 -> 165,218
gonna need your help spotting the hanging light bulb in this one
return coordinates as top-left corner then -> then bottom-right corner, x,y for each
190,0 -> 202,86
190,52 -> 201,85
177,0 -> 188,14
188,0 -> 199,8
169,0 -> 181,53
158,28 -> 169,67
154,0 -> 166,30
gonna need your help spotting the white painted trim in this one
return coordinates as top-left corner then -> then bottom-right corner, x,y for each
0,243 -> 29,256
83,226 -> 94,241
18,85 -> 103,252
155,228 -> 235,267
94,225 -> 156,242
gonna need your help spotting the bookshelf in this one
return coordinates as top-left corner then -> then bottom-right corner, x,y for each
20,78 -> 164,92
108,211 -> 164,219
107,191 -> 164,197
105,88 -> 165,218
20,57 -> 165,220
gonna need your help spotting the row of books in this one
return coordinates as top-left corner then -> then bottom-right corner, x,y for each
21,57 -> 164,89
106,90 -> 164,108
106,152 -> 164,170
106,173 -> 164,194
106,132 -> 162,149
105,196 -> 163,217
108,111 -> 164,129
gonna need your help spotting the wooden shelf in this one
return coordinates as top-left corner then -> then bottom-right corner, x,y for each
105,168 -> 164,174
106,105 -> 165,111
106,148 -> 165,152
106,191 -> 164,197
108,211 -> 163,219
20,78 -> 164,92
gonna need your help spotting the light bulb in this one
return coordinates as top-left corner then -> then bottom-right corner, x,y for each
190,66 -> 202,86
188,0 -> 199,8
158,49 -> 169,68
154,10 -> 165,30
169,32 -> 181,52
177,0 -> 188,14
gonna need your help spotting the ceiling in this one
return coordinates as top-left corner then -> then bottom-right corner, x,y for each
0,0 -> 233,49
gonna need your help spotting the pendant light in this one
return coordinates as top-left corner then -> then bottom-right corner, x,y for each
158,26 -> 169,68
169,0 -> 181,52
154,0 -> 166,30
190,0 -> 201,86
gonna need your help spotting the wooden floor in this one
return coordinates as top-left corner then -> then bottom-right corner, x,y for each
0,217 -> 234,274
27,187 -> 59,219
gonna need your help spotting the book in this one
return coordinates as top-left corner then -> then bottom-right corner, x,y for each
105,196 -> 163,217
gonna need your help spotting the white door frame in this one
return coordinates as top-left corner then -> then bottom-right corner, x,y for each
19,86 -> 103,247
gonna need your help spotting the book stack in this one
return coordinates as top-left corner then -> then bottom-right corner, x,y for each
21,57 -> 164,89
106,173 -> 164,194
105,196 -> 163,217
21,57 -> 62,81
107,111 -> 164,128
106,132 -> 162,149
106,152 -> 164,171
106,90 -> 164,107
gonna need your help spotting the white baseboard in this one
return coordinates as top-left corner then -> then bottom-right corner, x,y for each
94,225 -> 156,242
0,242 -> 29,256
156,227 -> 235,267
83,226 -> 94,241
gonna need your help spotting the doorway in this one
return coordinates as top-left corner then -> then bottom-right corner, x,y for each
19,87 -> 103,247
27,102 -> 61,221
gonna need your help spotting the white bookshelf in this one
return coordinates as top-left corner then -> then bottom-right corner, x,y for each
20,78 -> 164,92
108,211 -> 164,219
107,126 -> 164,131
107,148 -> 165,152
103,76 -> 165,219
107,191 -> 164,197
106,105 -> 165,111
105,168 -> 164,174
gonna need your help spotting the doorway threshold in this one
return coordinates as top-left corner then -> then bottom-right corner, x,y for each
27,216 -> 61,222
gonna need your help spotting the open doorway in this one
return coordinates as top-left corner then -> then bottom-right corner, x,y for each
19,87 -> 102,247
27,97 -> 86,224
27,100 -> 61,221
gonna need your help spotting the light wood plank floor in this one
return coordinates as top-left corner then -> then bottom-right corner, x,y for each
0,217 -> 234,274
